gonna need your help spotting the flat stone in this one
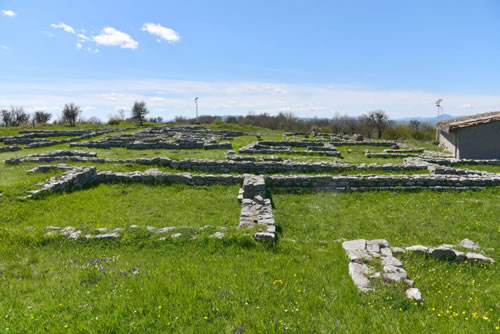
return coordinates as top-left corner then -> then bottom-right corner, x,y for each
466,252 -> 495,264
370,239 -> 390,248
157,227 -> 176,234
94,232 -> 119,239
383,265 -> 407,282
254,232 -> 275,240
406,245 -> 430,254
348,262 -> 372,291
44,226 -> 60,231
96,228 -> 109,233
381,247 -> 393,257
146,226 -> 156,232
342,239 -> 366,252
406,288 -> 423,302
366,240 -> 380,253
129,225 -> 139,229
171,233 -> 182,238
458,239 -> 481,250
346,250 -> 372,263
391,247 -> 406,254
382,256 -> 403,267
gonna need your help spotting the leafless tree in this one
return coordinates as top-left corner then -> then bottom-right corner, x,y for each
61,103 -> 82,127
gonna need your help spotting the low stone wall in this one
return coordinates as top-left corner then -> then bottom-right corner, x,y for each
258,140 -> 324,147
265,174 -> 500,192
330,140 -> 396,146
238,175 -> 276,240
384,148 -> 425,153
410,157 -> 500,166
0,145 -> 21,153
1,129 -> 126,148
427,165 -> 494,176
239,142 -> 342,157
71,139 -> 232,150
6,150 -> 429,174
27,166 -> 97,197
366,151 -> 421,158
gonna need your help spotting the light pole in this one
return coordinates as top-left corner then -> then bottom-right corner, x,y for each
194,97 -> 199,122
435,98 -> 443,140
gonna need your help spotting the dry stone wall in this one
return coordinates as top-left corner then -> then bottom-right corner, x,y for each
0,145 -> 21,153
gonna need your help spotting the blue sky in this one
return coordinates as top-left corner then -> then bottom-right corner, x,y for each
1,0 -> 500,121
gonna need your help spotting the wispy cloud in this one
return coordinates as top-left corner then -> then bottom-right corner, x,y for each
50,22 -> 75,34
0,45 -> 7,49
93,27 -> 138,49
141,23 -> 180,43
1,9 -> 15,17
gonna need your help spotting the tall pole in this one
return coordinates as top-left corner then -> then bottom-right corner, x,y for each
194,97 -> 199,121
435,104 -> 440,141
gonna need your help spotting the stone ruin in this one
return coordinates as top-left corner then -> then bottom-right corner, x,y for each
239,141 -> 341,157
70,125 -> 242,150
343,237 -> 494,302
0,128 -> 128,149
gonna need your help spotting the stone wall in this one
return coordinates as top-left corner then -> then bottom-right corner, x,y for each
27,167 -> 97,197
264,174 -> 500,192
239,142 -> 342,157
6,150 -> 429,174
0,145 -> 21,153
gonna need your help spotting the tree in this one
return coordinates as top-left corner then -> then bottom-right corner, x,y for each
61,103 -> 82,127
34,111 -> 52,124
1,109 -> 12,126
366,110 -> 389,139
131,101 -> 149,126
87,116 -> 103,125
2,107 -> 30,126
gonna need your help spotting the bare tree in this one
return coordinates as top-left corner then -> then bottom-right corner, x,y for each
61,103 -> 82,127
1,109 -> 12,126
87,116 -> 103,125
131,101 -> 149,126
34,111 -> 52,124
366,110 -> 389,139
3,107 -> 30,126
118,109 -> 127,121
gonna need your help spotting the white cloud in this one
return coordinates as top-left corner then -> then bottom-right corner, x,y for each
0,45 -> 7,49
77,33 -> 89,41
93,27 -> 138,49
50,23 -> 75,34
76,42 -> 82,49
151,97 -> 165,102
1,10 -> 15,17
141,23 -> 180,43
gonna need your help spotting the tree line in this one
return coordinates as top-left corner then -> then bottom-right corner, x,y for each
2,102 -> 435,141
1,101 -> 154,127
176,110 -> 436,141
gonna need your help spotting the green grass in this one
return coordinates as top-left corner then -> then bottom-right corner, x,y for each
0,126 -> 499,333
0,188 -> 498,333
0,183 -> 241,229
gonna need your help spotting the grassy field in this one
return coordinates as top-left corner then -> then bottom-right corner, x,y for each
0,125 -> 499,333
